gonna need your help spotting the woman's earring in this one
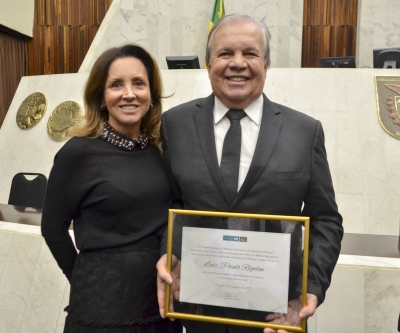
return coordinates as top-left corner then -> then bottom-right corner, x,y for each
150,101 -> 154,108
101,105 -> 106,110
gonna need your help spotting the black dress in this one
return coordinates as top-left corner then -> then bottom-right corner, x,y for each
41,137 -> 181,333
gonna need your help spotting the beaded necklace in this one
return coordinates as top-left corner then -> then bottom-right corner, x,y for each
100,121 -> 148,150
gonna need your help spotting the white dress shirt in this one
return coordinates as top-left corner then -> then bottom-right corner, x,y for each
213,95 -> 263,191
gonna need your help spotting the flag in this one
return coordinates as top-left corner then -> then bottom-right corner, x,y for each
208,0 -> 225,34
205,0 -> 225,67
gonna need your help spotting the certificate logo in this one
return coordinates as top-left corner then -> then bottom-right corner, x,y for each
223,235 -> 247,242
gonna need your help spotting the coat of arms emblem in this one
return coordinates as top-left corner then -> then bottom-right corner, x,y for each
375,76 -> 400,139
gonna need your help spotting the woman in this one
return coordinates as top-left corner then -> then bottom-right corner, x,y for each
41,44 -> 181,333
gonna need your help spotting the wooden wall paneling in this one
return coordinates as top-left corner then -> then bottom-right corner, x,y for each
66,26 -> 72,73
301,26 -> 308,67
334,0 -> 340,26
308,26 -> 314,67
58,25 -> 63,73
87,0 -> 93,26
345,0 -> 354,26
307,26 -> 313,67
44,26 -> 50,74
37,26 -> 43,75
302,29 -> 308,67
94,0 -> 99,25
303,0 -> 309,25
34,0 -> 38,25
53,26 -> 57,74
310,26 -> 316,65
80,26 -> 86,72
320,25 -> 327,60
36,0 -> 43,25
74,0 -> 78,25
66,1 -> 72,25
307,0 -> 312,24
319,0 -> 323,23
38,27 -> 44,75
27,38 -> 34,76
88,0 -> 93,25
97,0 -> 106,25
353,0 -> 358,23
79,0 -> 84,26
27,30 -> 33,76
333,26 -> 339,55
342,25 -> 348,55
342,0 -> 347,25
44,0 -> 50,25
77,25 -> 83,73
322,26 -> 328,57
48,25 -> 52,74
79,0 -> 89,25
56,0 -> 62,26
78,0 -> 82,25
81,27 -> 86,72
329,25 -> 334,56
326,0 -> 331,25
28,0 -> 113,75
336,26 -> 342,55
323,0 -> 327,24
49,25 -> 56,73
73,25 -> 77,73
302,0 -> 359,67
309,0 -> 315,24
67,1 -> 71,25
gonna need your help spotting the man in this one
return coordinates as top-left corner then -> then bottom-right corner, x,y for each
157,13 -> 343,333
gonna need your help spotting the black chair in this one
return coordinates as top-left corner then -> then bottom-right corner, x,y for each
8,173 -> 48,209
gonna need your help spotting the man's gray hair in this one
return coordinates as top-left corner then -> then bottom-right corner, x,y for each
205,14 -> 271,66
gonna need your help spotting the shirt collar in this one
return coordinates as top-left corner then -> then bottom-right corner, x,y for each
213,95 -> 263,125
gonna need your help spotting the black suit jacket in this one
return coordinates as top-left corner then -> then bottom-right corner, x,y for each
161,93 -> 343,319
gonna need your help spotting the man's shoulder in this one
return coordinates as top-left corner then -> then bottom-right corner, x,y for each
269,99 -> 318,126
163,96 -> 210,119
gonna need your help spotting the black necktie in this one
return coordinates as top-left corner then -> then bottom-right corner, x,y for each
220,109 -> 246,203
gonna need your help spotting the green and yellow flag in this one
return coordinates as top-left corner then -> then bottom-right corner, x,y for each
208,0 -> 225,34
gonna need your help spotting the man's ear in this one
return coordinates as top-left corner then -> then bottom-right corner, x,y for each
206,61 -> 211,75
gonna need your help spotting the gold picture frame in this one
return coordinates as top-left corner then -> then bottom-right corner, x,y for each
165,209 -> 310,333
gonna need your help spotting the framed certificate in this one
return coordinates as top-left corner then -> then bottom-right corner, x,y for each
164,209 -> 310,333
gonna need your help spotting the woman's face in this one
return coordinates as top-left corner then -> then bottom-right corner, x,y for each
103,56 -> 151,137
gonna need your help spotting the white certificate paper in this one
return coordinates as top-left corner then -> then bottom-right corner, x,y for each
179,226 -> 291,313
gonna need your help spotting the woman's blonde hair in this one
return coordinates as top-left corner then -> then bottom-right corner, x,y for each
69,44 -> 164,148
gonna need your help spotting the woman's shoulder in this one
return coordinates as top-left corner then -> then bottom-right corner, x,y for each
59,136 -> 94,151
55,137 -> 100,161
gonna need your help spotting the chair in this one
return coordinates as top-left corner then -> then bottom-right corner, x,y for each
8,173 -> 48,209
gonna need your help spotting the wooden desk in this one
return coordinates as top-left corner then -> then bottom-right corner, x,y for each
0,203 -> 42,226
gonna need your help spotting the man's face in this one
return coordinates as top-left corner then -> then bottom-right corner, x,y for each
206,20 -> 268,110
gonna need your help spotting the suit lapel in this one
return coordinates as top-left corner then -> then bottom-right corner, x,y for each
193,94 -> 231,206
232,94 -> 283,208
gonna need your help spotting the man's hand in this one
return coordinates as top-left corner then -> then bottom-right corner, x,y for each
156,254 -> 181,319
263,293 -> 318,333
